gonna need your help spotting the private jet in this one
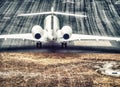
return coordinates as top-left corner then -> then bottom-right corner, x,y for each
0,7 -> 120,48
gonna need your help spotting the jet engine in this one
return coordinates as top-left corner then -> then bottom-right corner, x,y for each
32,25 -> 44,39
61,26 -> 72,39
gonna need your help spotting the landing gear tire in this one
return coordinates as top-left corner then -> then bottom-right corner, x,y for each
61,43 -> 67,48
36,42 -> 42,48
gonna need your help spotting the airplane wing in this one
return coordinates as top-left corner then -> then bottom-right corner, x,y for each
61,34 -> 120,42
1,34 -> 120,43
0,33 -> 38,41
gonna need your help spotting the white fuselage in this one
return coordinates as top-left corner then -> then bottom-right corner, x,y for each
44,15 -> 60,41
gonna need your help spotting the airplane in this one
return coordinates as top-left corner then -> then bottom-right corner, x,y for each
0,7 -> 120,48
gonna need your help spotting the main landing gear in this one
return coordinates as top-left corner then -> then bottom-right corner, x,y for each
61,43 -> 67,48
36,42 -> 67,48
36,42 -> 42,48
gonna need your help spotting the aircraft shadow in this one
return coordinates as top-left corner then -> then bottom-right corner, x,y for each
0,45 -> 120,53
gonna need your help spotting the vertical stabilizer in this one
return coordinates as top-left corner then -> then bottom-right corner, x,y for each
51,7 -> 54,16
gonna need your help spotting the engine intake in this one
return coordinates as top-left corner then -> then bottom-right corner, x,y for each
61,26 -> 72,40
32,25 -> 43,39
35,33 -> 41,39
63,34 -> 70,39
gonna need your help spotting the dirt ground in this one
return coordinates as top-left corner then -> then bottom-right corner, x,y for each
0,52 -> 120,87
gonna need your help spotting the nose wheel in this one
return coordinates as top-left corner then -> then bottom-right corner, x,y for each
61,43 -> 67,48
36,42 -> 42,48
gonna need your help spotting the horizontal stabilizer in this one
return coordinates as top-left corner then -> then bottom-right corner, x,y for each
54,12 -> 87,17
17,12 -> 52,17
18,6 -> 87,18
17,12 -> 87,18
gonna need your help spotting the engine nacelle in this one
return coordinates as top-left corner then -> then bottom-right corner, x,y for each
32,25 -> 43,39
61,26 -> 72,39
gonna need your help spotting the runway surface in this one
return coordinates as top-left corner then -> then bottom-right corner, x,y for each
0,0 -> 120,53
